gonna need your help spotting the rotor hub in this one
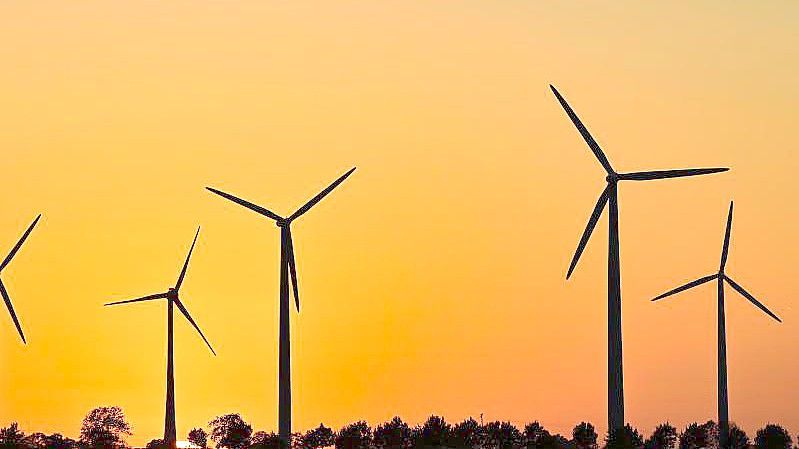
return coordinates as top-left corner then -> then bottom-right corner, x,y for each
606,173 -> 619,183
276,219 -> 289,228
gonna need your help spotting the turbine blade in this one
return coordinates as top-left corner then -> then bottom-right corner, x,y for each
0,278 -> 26,344
566,185 -> 610,279
175,227 -> 200,290
288,167 -> 356,222
174,298 -> 216,355
0,215 -> 41,272
286,228 -> 300,312
105,292 -> 169,306
725,276 -> 781,322
549,85 -> 614,174
206,187 -> 283,222
618,168 -> 729,181
720,201 -> 733,270
651,274 -> 718,301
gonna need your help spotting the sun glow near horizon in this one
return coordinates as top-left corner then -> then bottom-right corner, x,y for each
1,1 -> 798,446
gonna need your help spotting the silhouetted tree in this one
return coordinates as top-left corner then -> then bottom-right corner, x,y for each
189,429 -> 209,449
145,439 -> 167,449
452,418 -> 482,449
335,422 -> 371,449
251,431 -> 281,449
755,425 -> 792,449
483,422 -> 522,449
540,434 -> 567,449
25,433 -> 49,449
573,423 -> 598,449
33,434 -> 77,449
0,423 -> 27,449
554,435 -> 571,449
209,414 -> 253,449
727,425 -> 749,449
78,407 -> 132,449
604,425 -> 643,449
524,422 -> 551,449
374,417 -> 412,449
645,424 -> 677,449
291,433 -> 306,449
301,425 -> 335,449
679,422 -> 717,449
414,416 -> 452,448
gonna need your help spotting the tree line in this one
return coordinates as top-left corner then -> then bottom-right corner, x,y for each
0,407 -> 795,449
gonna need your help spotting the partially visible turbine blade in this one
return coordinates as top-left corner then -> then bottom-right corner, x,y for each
286,228 -> 300,312
720,201 -> 734,271
549,85 -> 614,174
175,227 -> 200,290
174,298 -> 216,355
288,167 -> 356,222
0,214 -> 41,272
725,276 -> 782,322
206,187 -> 283,222
566,185 -> 610,279
618,168 -> 729,181
105,292 -> 169,306
651,274 -> 718,301
0,278 -> 26,344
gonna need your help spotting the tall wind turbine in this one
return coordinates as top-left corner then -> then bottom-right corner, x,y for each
1,215 -> 41,344
105,227 -> 215,449
550,85 -> 728,432
206,167 -> 355,448
652,201 -> 780,449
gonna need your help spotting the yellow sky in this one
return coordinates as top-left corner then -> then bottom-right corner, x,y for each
1,1 -> 798,446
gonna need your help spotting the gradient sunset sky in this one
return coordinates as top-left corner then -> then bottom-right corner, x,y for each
1,1 -> 798,446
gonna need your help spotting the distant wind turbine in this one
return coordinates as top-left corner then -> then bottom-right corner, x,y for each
206,167 -> 355,449
550,84 -> 728,432
652,201 -> 780,449
1,215 -> 41,344
105,227 -> 215,449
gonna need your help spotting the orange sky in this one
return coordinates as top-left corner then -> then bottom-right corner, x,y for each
1,1 -> 798,446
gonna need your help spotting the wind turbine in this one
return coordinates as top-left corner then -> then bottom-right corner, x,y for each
1,215 -> 41,344
105,227 -> 215,449
652,201 -> 780,449
550,84 -> 728,432
206,167 -> 355,449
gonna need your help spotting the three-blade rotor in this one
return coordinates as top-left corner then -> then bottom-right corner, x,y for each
550,85 -> 728,279
105,227 -> 216,354
651,201 -> 781,323
206,167 -> 356,312
1,214 -> 42,344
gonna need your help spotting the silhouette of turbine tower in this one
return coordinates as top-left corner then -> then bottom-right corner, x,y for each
652,202 -> 781,449
105,227 -> 215,449
550,84 -> 728,432
207,167 -> 355,449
